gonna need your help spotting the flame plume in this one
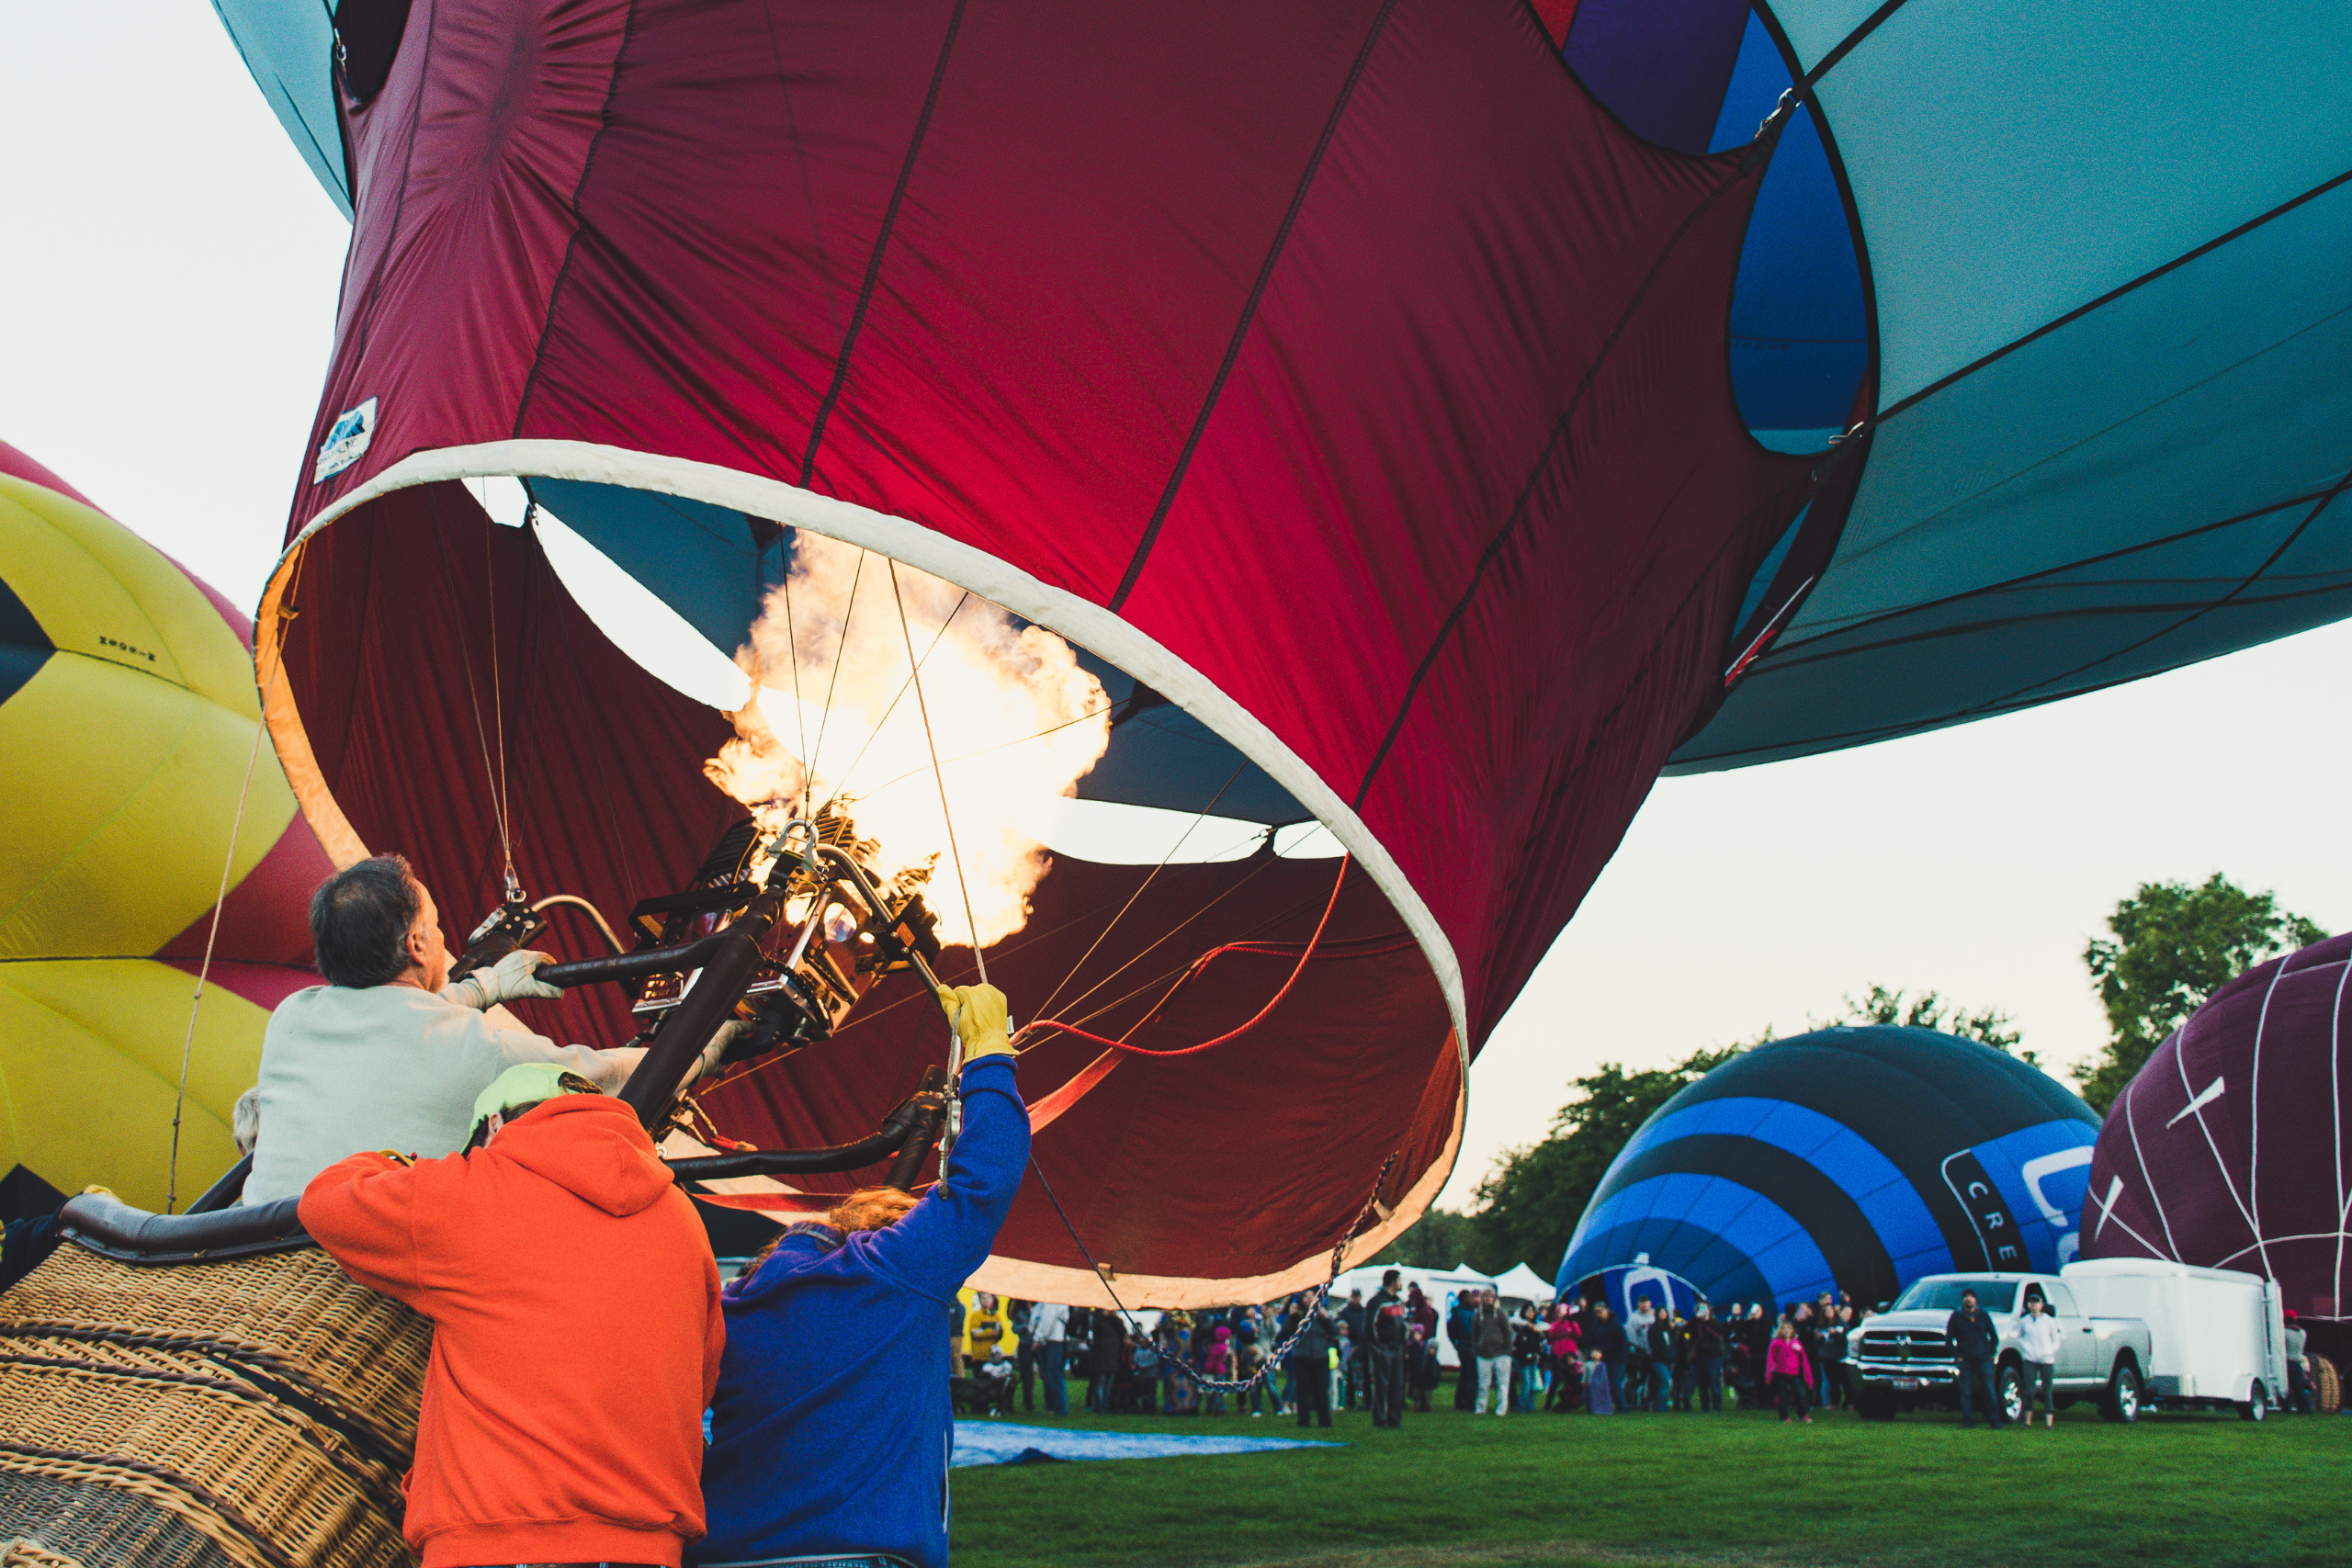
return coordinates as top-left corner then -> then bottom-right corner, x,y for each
704,534 -> 1111,949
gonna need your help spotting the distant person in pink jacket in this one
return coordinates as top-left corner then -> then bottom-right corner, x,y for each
1766,1320 -> 1814,1425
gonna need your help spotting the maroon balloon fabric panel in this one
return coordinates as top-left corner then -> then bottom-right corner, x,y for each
290,0 -> 1812,1060
2084,932 -> 2352,1328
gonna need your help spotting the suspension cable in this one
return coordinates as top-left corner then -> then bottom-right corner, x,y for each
165,715 -> 267,1213
484,505 -> 514,890
807,548 -> 865,785
1016,855 -> 1348,1058
1031,761 -> 1247,1023
889,560 -> 983,983
1031,1147 -> 1396,1397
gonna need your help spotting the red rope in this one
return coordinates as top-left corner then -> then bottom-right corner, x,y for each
1013,855 -> 1351,1058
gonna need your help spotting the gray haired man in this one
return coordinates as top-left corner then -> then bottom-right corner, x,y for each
244,855 -> 682,1203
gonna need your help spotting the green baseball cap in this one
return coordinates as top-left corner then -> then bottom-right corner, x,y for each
469,1063 -> 600,1138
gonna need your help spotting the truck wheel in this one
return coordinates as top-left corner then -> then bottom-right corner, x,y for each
2238,1381 -> 2268,1422
1996,1363 -> 2026,1427
1854,1388 -> 1896,1422
2100,1360 -> 2142,1424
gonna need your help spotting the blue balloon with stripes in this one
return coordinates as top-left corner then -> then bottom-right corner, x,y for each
1558,1027 -> 2100,1311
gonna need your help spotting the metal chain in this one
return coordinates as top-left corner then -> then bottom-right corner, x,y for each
1030,1149 -> 1396,1398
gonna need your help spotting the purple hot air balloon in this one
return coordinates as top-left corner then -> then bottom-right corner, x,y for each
2082,931 -> 2352,1364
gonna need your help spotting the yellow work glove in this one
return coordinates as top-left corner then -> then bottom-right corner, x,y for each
936,984 -> 1013,1062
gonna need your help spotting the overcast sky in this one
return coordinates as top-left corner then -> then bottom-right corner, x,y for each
7,7 -> 2347,1231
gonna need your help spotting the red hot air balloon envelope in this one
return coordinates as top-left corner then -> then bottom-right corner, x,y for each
202,0 -> 2352,1303
2082,933 -> 2352,1359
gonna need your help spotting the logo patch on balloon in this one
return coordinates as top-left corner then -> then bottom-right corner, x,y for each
313,397 -> 377,482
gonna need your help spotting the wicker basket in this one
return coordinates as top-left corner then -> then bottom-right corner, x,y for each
0,1245 -> 428,1568
2311,1352 -> 2340,1416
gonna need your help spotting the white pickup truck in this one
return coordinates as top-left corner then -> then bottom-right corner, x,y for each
1847,1261 -> 2286,1424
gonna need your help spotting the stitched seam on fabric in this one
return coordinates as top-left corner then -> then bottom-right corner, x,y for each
797,0 -> 972,487
1800,0 -> 1916,90
1351,156 -> 1770,811
1877,164 -> 2352,427
1495,475 -> 1815,914
1105,0 -> 1403,613
345,0 -> 438,373
1973,464 -> 2352,710
1761,479 -> 2346,661
511,0 -> 644,440
1698,466 -> 2352,760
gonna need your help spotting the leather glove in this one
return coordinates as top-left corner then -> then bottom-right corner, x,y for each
936,984 -> 1013,1062
695,1020 -> 746,1081
442,949 -> 565,1011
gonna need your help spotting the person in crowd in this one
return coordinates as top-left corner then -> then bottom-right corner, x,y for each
1234,1308 -> 1266,1416
2284,1308 -> 2312,1413
1510,1305 -> 1545,1413
1448,1290 -> 1479,1411
1408,1281 -> 1437,1340
1031,1299 -> 1069,1416
1088,1307 -> 1125,1414
249,856 -> 684,1205
965,1346 -> 1016,1416
303,1064 -> 721,1568
1766,1320 -> 1813,1425
963,1290 -> 1017,1373
697,984 -> 1023,1568
1473,1290 -> 1514,1416
1584,1347 -> 1614,1415
1790,1302 -> 1822,1409
1337,1289 -> 1369,1410
1623,1302 -> 1656,1413
1154,1314 -> 1187,1415
1201,1324 -> 1233,1415
1947,1287 -> 2006,1429
1586,1302 -> 1628,1412
1545,1307 -> 1583,1411
1820,1303 -> 1851,1411
1367,1269 -> 1409,1427
948,1292 -> 968,1379
1742,1304 -> 1773,1409
2017,1292 -> 2062,1427
1291,1302 -> 1338,1427
1686,1302 -> 1724,1413
1647,1304 -> 1678,1413
1009,1299 -> 1036,1412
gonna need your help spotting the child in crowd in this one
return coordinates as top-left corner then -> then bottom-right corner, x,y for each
1766,1320 -> 1813,1424
1583,1348 -> 1613,1415
1202,1325 -> 1233,1414
975,1346 -> 1014,1416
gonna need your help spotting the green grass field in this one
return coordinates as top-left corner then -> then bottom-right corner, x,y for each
952,1392 -> 2349,1567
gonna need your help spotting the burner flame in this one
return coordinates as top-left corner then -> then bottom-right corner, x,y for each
704,534 -> 1110,949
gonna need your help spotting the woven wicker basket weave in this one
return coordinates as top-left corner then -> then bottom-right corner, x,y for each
0,1244 -> 429,1568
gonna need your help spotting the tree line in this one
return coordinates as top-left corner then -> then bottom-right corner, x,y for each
1377,873 -> 2326,1279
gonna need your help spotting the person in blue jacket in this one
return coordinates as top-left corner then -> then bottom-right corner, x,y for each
695,983 -> 1027,1568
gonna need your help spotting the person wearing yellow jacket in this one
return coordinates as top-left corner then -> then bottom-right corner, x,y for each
962,1289 -> 1020,1364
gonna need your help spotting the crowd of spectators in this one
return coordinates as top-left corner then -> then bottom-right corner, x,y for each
947,1280 -> 1869,1425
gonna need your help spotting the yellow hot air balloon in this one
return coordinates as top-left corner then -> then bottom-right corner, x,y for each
0,439 -> 332,1215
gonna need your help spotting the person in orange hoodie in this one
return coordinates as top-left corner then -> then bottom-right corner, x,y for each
301,1062 -> 723,1568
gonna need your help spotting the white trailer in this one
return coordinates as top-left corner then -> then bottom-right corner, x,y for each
2062,1258 -> 2287,1419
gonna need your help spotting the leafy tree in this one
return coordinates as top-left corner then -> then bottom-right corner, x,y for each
1454,1043 -> 1748,1278
1821,984 -> 2032,1065
1369,1205 -> 1478,1269
2076,874 -> 2326,1113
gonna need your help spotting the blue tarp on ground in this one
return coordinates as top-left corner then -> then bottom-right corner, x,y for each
949,1421 -> 1337,1468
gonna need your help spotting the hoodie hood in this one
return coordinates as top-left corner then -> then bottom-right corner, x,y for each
492,1095 -> 675,1216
